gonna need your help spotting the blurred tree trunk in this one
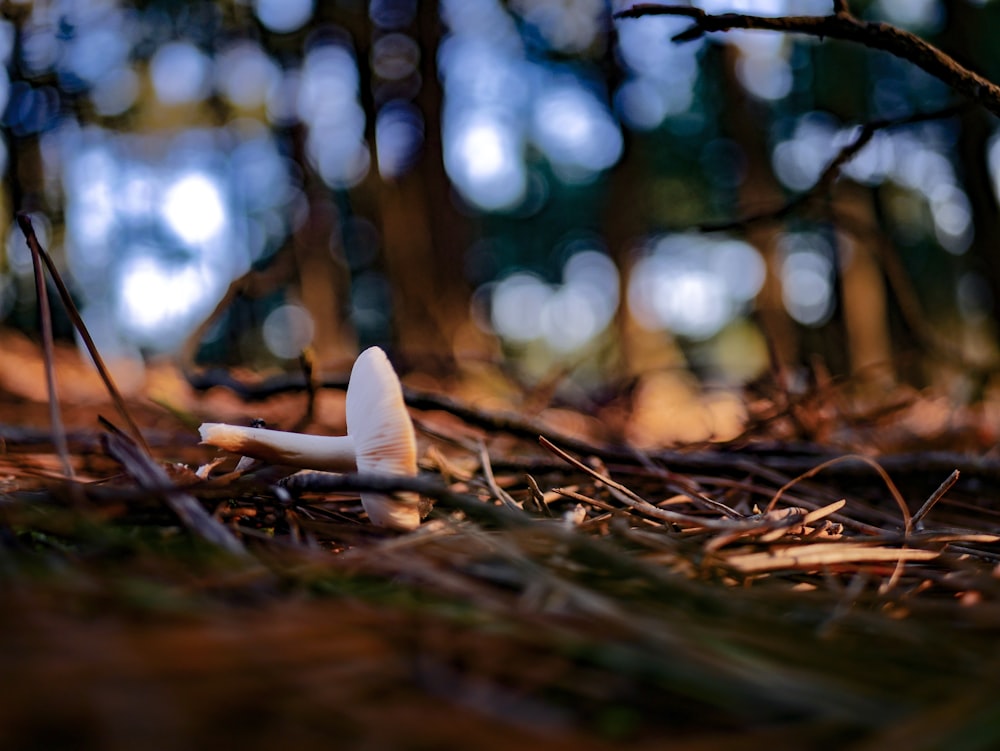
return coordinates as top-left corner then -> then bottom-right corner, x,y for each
954,107 -> 1000,328
355,4 -> 476,369
603,136 -> 691,386
716,46 -> 799,376
291,188 -> 358,369
604,127 -> 645,378
941,3 -> 1000,335
280,115 -> 358,370
836,186 -> 894,385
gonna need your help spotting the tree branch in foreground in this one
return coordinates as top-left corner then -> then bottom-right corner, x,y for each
614,5 -> 1000,120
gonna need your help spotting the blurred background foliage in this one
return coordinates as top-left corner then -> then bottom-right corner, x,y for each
2,0 -> 1000,422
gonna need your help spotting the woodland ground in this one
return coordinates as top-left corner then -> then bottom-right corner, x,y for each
3,332 -> 1000,751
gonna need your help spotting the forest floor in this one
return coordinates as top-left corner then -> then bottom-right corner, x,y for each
3,333 -> 1000,751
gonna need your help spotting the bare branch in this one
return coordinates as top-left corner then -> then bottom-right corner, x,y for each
831,0 -> 850,16
614,5 -> 1000,119
691,103 -> 970,234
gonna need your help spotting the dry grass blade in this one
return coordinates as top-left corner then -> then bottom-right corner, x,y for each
17,214 -> 73,482
765,454 -> 912,532
16,212 -> 150,455
539,436 -> 643,501
631,450 -> 744,519
540,436 -> 736,528
908,532 -> 1000,544
754,500 -> 848,543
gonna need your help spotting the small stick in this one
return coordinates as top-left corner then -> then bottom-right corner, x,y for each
553,488 -> 619,514
631,449 -> 743,519
540,436 -> 780,531
478,441 -> 522,512
103,428 -> 248,556
16,213 -> 150,455
18,215 -> 73,481
523,473 -> 550,515
292,350 -> 318,432
910,470 -> 960,530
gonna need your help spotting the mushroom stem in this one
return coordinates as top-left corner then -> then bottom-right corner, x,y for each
198,423 -> 357,472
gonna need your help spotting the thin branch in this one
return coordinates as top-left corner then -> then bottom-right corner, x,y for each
763,453 -> 911,534
17,213 -> 150,455
614,5 -> 1000,120
693,103 -> 970,234
910,469 -> 960,529
18,214 -> 73,481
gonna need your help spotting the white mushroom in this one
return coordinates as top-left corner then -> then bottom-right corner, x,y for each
199,346 -> 421,530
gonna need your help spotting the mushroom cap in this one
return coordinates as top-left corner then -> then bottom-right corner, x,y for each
346,346 -> 421,530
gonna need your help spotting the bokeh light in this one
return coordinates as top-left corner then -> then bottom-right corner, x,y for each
628,235 -> 765,340
161,173 -> 228,246
531,81 -> 623,182
217,42 -> 281,110
487,248 -> 619,351
150,42 -> 211,105
263,304 -> 315,359
299,42 -> 370,189
780,233 -> 835,327
615,14 -> 701,129
445,111 -> 527,210
376,100 -> 424,178
490,272 -> 551,343
439,0 -> 622,209
41,119 -> 295,354
255,0 -> 315,34
116,253 -> 216,350
511,0 -> 603,53
0,0 -> 991,379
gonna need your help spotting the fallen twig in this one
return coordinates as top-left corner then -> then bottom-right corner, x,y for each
102,429 -> 248,556
910,469 -> 961,529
